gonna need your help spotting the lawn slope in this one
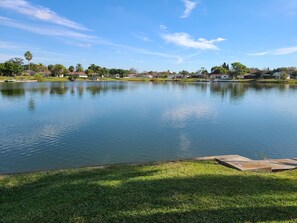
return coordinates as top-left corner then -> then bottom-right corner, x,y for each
1,161 -> 297,223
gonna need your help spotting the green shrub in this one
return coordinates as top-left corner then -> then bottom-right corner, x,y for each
34,73 -> 44,82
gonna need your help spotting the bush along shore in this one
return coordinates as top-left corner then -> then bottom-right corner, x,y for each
1,160 -> 297,223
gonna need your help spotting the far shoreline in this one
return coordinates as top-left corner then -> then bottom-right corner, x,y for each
2,76 -> 297,84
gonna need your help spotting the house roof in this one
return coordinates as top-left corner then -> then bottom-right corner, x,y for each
210,74 -> 229,76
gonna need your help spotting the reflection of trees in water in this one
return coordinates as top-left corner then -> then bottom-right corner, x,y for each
2,82 -> 297,100
49,82 -> 69,95
210,83 -> 248,100
28,87 -> 48,95
252,83 -> 297,92
85,83 -> 128,96
77,86 -> 84,96
0,83 -> 25,98
28,98 -> 35,112
209,83 -> 297,100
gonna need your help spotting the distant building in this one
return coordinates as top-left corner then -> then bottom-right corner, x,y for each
238,73 -> 257,79
69,72 -> 88,78
273,72 -> 290,80
144,74 -> 153,78
262,73 -> 274,79
210,74 -> 229,79
128,74 -> 138,78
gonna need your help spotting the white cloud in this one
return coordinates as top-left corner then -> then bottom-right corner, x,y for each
248,46 -> 297,56
77,43 -> 92,47
0,16 -> 95,41
162,32 -> 226,50
159,24 -> 168,31
181,0 -> 197,18
0,0 -> 88,31
248,51 -> 270,56
273,46 -> 297,55
177,58 -> 184,64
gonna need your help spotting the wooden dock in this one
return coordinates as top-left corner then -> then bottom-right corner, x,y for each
194,155 -> 297,172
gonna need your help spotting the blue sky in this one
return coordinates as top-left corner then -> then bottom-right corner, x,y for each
0,0 -> 297,72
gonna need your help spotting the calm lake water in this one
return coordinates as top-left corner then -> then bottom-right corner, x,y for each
1,81 -> 297,173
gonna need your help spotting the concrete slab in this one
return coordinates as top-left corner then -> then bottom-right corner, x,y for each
216,156 -> 297,172
216,159 -> 272,172
268,158 -> 297,166
193,155 -> 252,161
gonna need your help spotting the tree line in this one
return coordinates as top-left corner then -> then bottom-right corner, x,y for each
1,51 -> 297,79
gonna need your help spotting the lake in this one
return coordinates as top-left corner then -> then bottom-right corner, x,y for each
1,81 -> 297,174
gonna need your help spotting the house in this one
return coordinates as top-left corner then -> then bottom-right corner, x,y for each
238,73 -> 257,79
144,74 -> 153,79
167,75 -> 175,79
273,72 -> 290,80
69,72 -> 88,78
210,74 -> 230,80
128,73 -> 138,78
262,73 -> 274,79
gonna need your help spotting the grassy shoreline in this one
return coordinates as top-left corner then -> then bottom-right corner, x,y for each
2,76 -> 297,84
1,160 -> 297,223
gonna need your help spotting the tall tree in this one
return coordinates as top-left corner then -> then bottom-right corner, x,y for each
76,64 -> 84,72
211,66 -> 228,74
222,62 -> 229,71
69,66 -> 74,72
51,64 -> 67,77
24,51 -> 33,71
48,64 -> 54,73
231,62 -> 249,77
85,68 -> 94,77
2,58 -> 23,76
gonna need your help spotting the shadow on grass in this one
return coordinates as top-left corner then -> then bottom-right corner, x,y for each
1,164 -> 297,223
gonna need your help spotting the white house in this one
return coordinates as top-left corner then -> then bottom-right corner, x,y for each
273,72 -> 290,80
210,74 -> 230,79
144,74 -> 153,78
128,73 -> 138,78
69,72 -> 88,78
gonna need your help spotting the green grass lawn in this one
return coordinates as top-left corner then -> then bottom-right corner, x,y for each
1,161 -> 297,223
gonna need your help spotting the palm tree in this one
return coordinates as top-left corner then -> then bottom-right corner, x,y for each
24,51 -> 33,72
76,64 -> 84,72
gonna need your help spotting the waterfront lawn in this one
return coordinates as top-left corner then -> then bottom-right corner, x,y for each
1,161 -> 297,223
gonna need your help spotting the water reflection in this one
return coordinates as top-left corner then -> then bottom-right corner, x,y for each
28,98 -> 35,112
0,81 -> 130,99
1,82 -> 297,100
86,83 -> 128,96
0,83 -> 25,98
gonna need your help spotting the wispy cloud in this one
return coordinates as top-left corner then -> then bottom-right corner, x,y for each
248,46 -> 297,56
0,53 -> 20,61
0,0 -> 88,31
0,40 -> 23,50
180,0 -> 197,18
0,16 -> 184,64
159,24 -> 168,31
162,31 -> 226,50
0,16 -> 95,41
132,33 -> 151,42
